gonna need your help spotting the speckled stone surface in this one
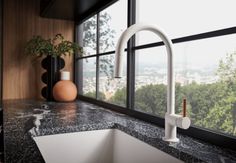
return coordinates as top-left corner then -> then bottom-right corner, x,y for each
3,100 -> 236,163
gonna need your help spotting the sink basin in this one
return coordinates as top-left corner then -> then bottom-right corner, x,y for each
34,129 -> 183,163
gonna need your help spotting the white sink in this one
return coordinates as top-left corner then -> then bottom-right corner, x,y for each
34,129 -> 183,163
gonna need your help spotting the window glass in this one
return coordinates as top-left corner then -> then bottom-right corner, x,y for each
81,57 -> 97,98
99,54 -> 127,106
135,34 -> 236,136
99,0 -> 127,53
135,46 -> 167,117
82,15 -> 97,56
78,0 -> 236,140
136,0 -> 236,45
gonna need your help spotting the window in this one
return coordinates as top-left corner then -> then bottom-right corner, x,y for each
82,16 -> 97,56
76,0 -> 127,106
76,0 -> 236,149
136,0 -> 236,45
99,2 -> 127,53
135,46 -> 168,117
80,57 -> 96,98
134,0 -> 236,138
135,35 -> 236,137
98,54 -> 127,106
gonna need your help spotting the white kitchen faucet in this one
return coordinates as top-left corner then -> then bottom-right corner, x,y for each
114,24 -> 191,143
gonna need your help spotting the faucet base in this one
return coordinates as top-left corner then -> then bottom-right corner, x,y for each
162,137 -> 179,143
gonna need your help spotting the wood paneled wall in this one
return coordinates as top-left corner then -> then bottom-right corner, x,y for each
3,0 -> 75,100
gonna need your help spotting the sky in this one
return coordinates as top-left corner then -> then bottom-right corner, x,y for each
83,0 -> 236,76
103,0 -> 236,71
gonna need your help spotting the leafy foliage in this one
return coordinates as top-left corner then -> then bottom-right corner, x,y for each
110,51 -> 236,136
217,51 -> 236,83
109,87 -> 126,106
135,84 -> 167,116
25,34 -> 83,58
84,91 -> 105,99
83,17 -> 97,53
82,13 -> 116,87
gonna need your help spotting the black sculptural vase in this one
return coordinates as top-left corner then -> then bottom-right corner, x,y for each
41,55 -> 65,101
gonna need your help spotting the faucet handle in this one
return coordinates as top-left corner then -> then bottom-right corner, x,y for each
176,116 -> 191,129
165,113 -> 191,129
183,98 -> 187,117
178,98 -> 191,129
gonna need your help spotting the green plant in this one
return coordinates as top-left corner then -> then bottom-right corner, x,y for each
25,34 -> 83,58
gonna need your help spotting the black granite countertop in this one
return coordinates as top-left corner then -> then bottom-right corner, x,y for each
3,100 -> 236,163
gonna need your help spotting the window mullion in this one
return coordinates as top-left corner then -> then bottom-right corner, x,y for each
96,13 -> 100,99
127,0 -> 136,109
75,24 -> 84,95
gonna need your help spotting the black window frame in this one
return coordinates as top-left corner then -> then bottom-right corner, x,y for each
75,0 -> 236,150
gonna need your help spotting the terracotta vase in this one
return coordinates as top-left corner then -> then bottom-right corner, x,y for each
53,71 -> 77,102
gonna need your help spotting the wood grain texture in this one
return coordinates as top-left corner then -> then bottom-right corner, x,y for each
3,0 -> 74,100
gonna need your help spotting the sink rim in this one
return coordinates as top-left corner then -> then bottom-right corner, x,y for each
33,128 -> 184,163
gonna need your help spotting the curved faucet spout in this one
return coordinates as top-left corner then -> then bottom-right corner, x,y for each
114,23 -> 175,115
115,24 -> 191,143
